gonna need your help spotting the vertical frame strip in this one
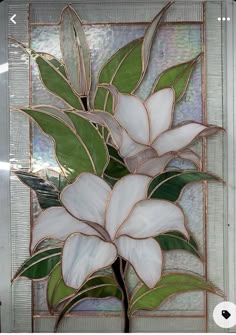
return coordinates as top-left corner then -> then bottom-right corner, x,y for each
0,1 -> 12,331
205,1 -> 225,331
202,2 -> 208,331
226,1 -> 236,332
9,3 -> 32,332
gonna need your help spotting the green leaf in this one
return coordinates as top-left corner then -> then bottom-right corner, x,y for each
14,171 -> 61,209
47,263 -> 76,311
55,275 -> 122,330
94,38 -> 143,112
34,105 -> 76,130
43,170 -> 68,191
60,6 -> 91,95
66,111 -> 109,176
19,108 -> 96,182
12,39 -> 83,109
148,171 -> 220,202
13,248 -> 62,280
153,53 -> 202,102
93,2 -> 173,112
35,238 -> 62,252
156,232 -> 201,259
103,174 -> 118,187
104,144 -> 129,179
39,53 -> 67,78
130,273 -> 222,314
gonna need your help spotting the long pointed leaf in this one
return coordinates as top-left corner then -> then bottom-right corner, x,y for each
13,248 -> 62,280
38,169 -> 68,191
10,38 -> 83,109
60,6 -> 91,96
130,273 -> 223,313
148,171 -> 221,202
66,111 -> 109,176
153,53 -> 202,102
19,108 -> 95,181
14,171 -> 60,209
156,232 -> 201,258
39,53 -> 68,78
142,2 -> 173,73
94,38 -> 143,112
55,275 -> 122,330
34,105 -> 76,130
47,263 -> 76,311
94,3 -> 173,111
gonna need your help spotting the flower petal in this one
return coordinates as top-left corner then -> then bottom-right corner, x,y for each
145,88 -> 175,142
177,149 -> 202,169
125,148 -> 157,173
117,199 -> 188,239
62,233 -> 117,289
115,94 -> 149,145
135,153 -> 175,177
105,174 -> 151,240
61,173 -> 111,226
152,122 -> 223,156
115,236 -> 162,288
119,128 -> 148,158
31,207 -> 99,251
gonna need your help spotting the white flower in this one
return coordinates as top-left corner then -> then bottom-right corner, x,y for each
79,88 -> 222,176
32,173 -> 188,289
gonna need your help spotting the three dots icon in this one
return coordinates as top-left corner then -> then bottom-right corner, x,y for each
218,17 -> 230,21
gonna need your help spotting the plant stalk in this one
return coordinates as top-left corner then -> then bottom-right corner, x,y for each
81,96 -> 88,111
112,258 -> 130,333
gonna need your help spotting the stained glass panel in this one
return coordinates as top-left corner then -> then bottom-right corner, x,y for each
6,1 -> 228,332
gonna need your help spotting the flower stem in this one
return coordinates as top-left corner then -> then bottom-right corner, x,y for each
112,258 -> 130,333
81,96 -> 88,111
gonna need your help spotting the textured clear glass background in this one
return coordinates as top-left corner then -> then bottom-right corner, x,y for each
31,22 -> 204,315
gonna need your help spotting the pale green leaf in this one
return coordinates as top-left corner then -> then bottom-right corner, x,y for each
60,6 -> 91,95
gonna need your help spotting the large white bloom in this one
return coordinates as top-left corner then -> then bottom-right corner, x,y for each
32,173 -> 188,289
79,88 -> 222,176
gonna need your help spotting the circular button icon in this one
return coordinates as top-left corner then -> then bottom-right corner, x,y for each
213,301 -> 236,328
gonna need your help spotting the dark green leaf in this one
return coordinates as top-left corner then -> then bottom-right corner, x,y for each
153,54 -> 202,102
148,171 -> 181,196
19,108 -> 96,182
42,170 -> 68,191
47,263 -> 76,310
14,171 -> 61,209
148,171 -> 220,202
66,112 -> 109,176
55,275 -> 122,330
13,248 -> 62,280
130,273 -> 222,313
103,174 -> 118,187
156,232 -> 200,258
104,144 -> 129,179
